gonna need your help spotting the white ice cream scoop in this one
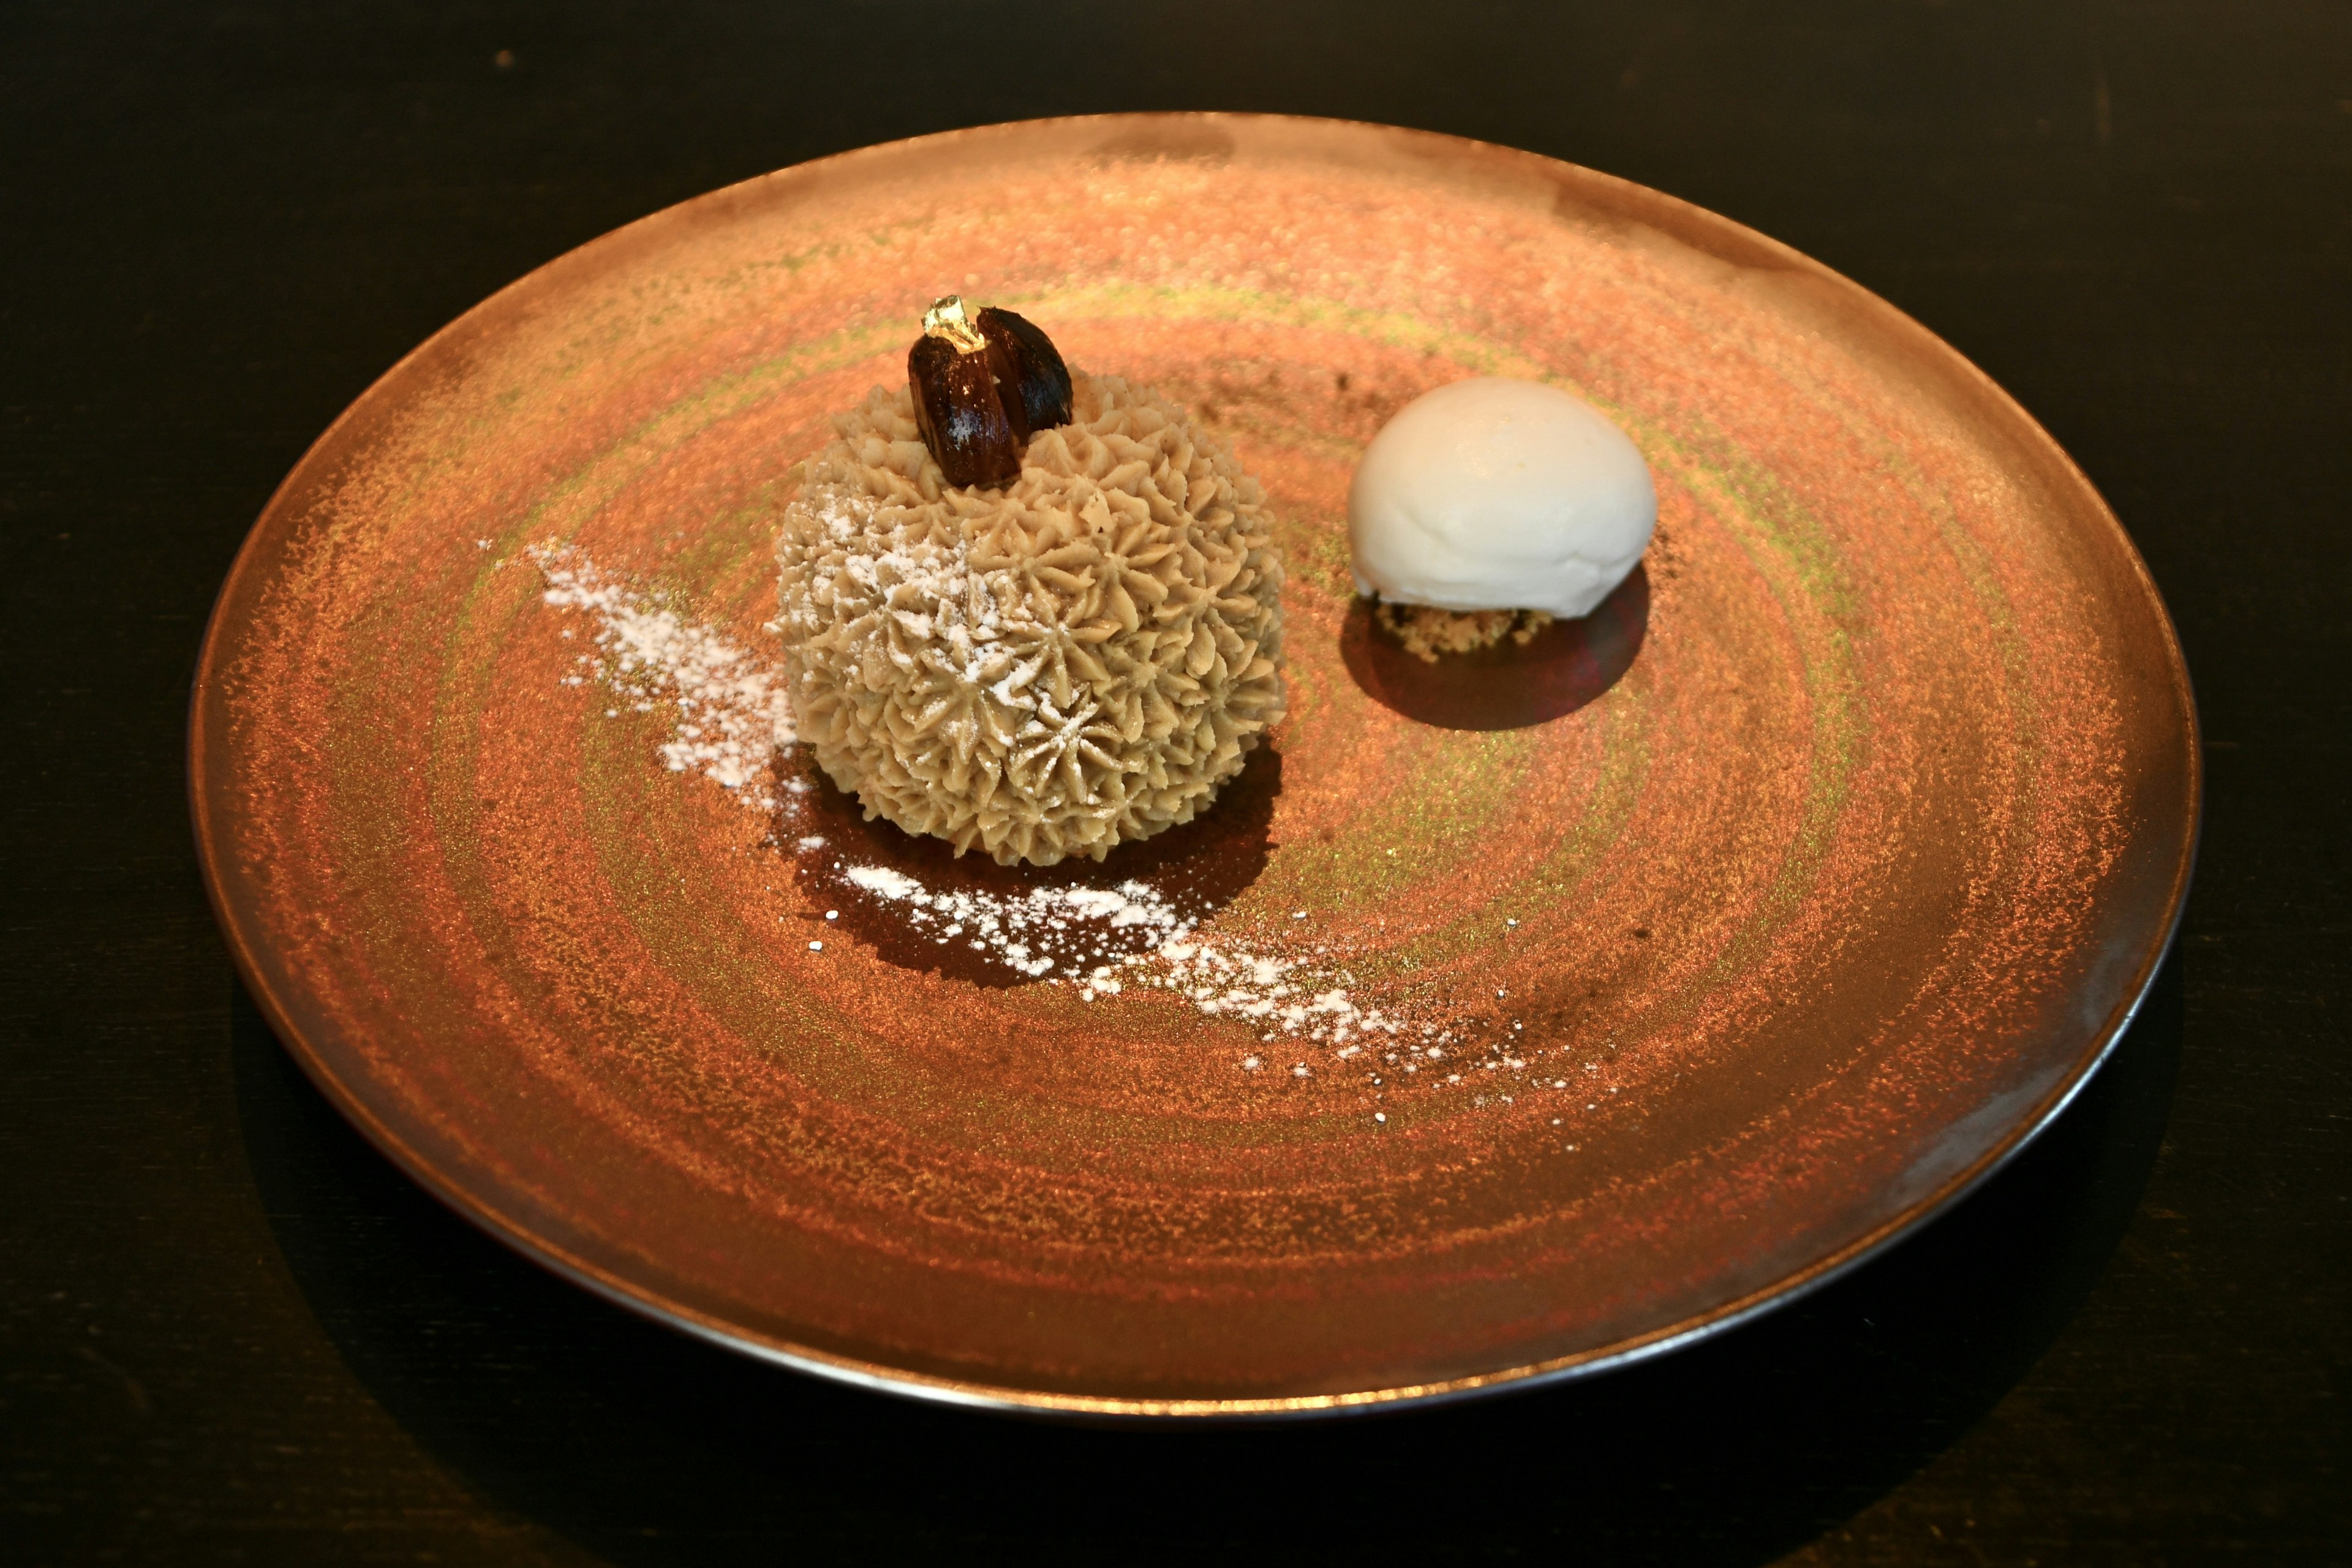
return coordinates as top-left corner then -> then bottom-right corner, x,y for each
1348,377 -> 1656,620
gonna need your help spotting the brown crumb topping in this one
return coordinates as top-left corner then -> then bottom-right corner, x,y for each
1372,601 -> 1554,663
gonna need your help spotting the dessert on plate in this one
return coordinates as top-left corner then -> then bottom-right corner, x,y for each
1349,377 -> 1655,662
774,299 -> 1286,867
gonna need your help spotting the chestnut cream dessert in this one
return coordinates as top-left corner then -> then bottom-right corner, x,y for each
1349,377 -> 1656,661
775,299 -> 1286,866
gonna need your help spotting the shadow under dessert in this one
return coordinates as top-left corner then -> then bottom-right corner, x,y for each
1341,564 -> 1649,732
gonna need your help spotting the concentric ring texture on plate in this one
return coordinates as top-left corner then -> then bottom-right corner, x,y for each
192,115 -> 2196,1415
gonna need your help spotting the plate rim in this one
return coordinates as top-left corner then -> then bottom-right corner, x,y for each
187,110 -> 2203,1421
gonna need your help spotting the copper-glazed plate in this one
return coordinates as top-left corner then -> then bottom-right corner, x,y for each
190,115 -> 2198,1417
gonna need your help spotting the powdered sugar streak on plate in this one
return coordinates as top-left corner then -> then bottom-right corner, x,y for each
530,543 -> 1528,1080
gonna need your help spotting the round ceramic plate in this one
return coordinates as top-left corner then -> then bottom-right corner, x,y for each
191,115 -> 2198,1417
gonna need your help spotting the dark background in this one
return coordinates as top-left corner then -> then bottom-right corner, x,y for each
4,2 -> 2345,1562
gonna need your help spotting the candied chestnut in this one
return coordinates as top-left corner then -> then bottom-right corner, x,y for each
978,305 -> 1074,439
906,296 -> 1073,489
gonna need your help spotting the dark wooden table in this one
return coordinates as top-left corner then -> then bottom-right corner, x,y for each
5,3 -> 2345,1562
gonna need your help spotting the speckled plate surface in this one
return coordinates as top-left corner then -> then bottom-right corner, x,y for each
190,115 -> 2198,1417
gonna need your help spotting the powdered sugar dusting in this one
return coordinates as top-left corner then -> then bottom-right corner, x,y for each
832,861 -> 1397,1039
530,546 -> 1517,1100
815,491 -> 1011,688
532,545 -> 795,810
